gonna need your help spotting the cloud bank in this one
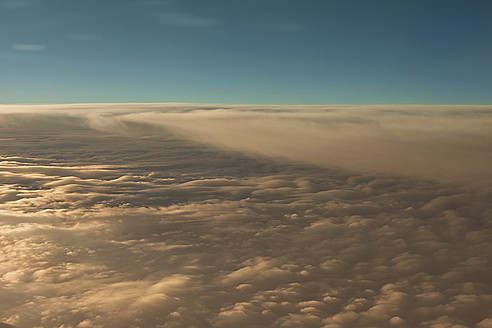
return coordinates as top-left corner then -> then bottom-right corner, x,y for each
2,103 -> 492,185
0,103 -> 491,327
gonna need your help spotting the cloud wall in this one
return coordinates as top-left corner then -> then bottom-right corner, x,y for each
2,103 -> 492,185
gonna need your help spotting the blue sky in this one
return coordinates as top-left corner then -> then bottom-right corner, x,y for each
1,0 -> 491,104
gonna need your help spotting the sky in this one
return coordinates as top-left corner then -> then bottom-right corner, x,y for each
0,104 -> 492,328
1,0 -> 492,104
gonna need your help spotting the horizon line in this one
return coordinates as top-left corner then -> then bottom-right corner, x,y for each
2,101 -> 492,107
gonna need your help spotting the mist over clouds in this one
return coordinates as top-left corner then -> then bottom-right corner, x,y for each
0,104 -> 491,328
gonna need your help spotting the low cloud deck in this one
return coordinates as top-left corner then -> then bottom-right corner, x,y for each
0,104 -> 491,327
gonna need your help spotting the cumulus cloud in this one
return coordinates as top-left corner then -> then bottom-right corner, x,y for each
0,103 -> 491,327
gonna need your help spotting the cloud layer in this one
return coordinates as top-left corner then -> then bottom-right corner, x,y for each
2,103 -> 491,185
0,104 -> 491,327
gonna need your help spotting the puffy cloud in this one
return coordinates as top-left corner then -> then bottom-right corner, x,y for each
0,323 -> 18,328
0,104 -> 491,327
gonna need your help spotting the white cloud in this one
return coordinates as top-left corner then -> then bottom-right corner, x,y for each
140,0 -> 172,6
158,12 -> 218,27
68,34 -> 102,41
0,0 -> 28,9
12,43 -> 46,51
271,22 -> 305,31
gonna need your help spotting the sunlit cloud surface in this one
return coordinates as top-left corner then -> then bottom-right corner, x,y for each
0,104 -> 491,328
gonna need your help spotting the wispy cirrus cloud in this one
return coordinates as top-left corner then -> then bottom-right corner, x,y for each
158,12 -> 219,27
68,33 -> 102,41
270,22 -> 305,31
0,0 -> 29,9
140,0 -> 172,6
12,43 -> 46,51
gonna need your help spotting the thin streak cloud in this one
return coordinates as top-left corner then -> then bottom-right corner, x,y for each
68,33 -> 102,41
0,0 -> 28,9
12,43 -> 46,52
158,12 -> 219,27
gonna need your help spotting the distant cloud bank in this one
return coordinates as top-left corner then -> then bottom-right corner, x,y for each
2,103 -> 492,185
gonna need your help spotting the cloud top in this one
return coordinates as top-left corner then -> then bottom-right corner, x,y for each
2,103 -> 490,185
0,103 -> 491,327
